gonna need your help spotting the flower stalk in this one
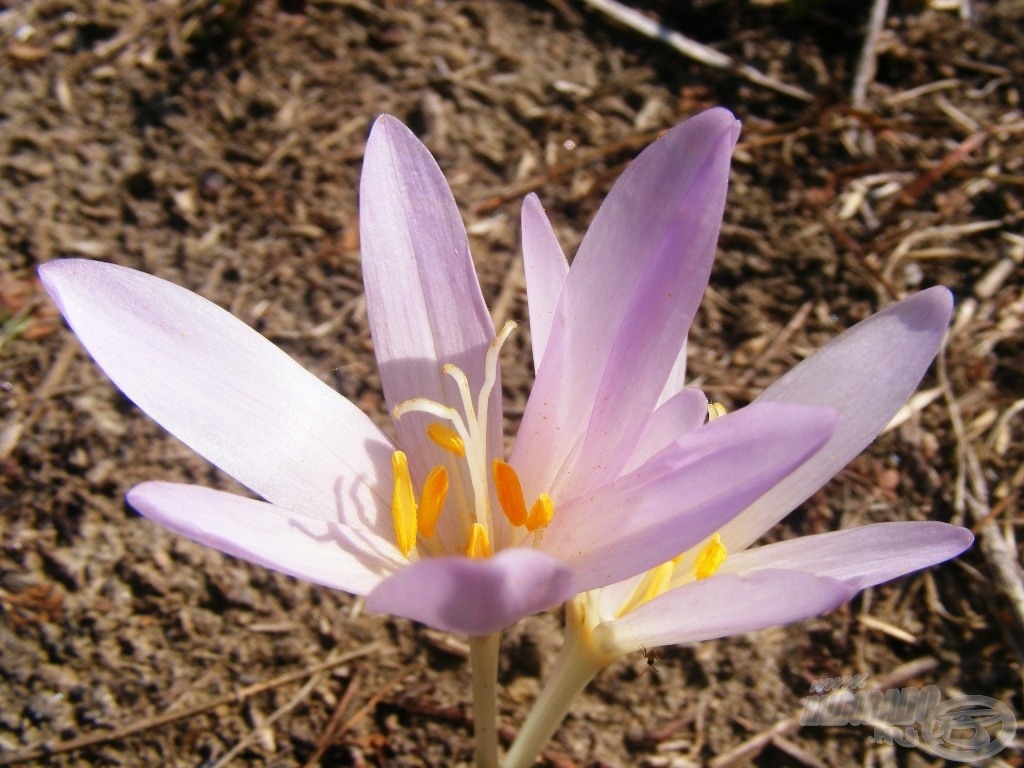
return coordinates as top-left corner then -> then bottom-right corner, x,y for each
469,633 -> 501,768
503,595 -> 613,768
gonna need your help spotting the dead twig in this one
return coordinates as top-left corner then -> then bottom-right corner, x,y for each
709,716 -> 801,768
882,219 -> 1002,284
709,658 -> 939,767
301,669 -> 364,768
210,666 -> 330,768
852,0 -> 890,107
771,735 -> 829,768
897,130 -> 989,208
578,0 -> 813,102
328,665 -> 416,747
735,301 -> 813,388
0,643 -> 381,766
474,113 -> 856,216
0,337 -> 78,461
490,253 -> 525,332
938,344 -> 1024,662
473,129 -> 663,213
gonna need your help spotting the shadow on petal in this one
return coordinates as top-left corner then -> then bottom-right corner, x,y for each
365,549 -> 575,635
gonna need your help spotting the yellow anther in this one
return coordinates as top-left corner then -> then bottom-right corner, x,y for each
525,493 -> 554,532
493,459 -> 528,527
707,401 -> 728,421
616,556 -> 679,618
427,422 -> 465,457
640,560 -> 676,604
418,466 -> 448,538
466,522 -> 491,558
694,533 -> 727,580
391,451 -> 418,557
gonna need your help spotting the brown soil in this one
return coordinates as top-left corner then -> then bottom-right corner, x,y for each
1,1 -> 1021,766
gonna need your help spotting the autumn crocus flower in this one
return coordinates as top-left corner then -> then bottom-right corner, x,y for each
39,109 -> 839,646
503,285 -> 974,768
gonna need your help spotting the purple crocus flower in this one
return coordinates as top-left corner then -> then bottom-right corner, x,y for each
581,287 -> 974,655
503,272 -> 973,768
39,109 -> 840,637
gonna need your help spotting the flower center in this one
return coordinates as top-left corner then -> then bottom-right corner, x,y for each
388,321 -> 555,560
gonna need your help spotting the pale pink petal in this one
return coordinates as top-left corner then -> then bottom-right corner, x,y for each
723,521 -> 973,588
360,115 -> 500,548
129,482 -> 399,595
365,549 -> 574,635
521,193 -> 569,373
39,260 -> 393,537
599,570 -> 856,651
514,109 -> 741,503
543,402 -> 838,592
622,387 -> 708,474
656,338 -> 688,407
721,287 -> 954,551
596,571 -> 647,620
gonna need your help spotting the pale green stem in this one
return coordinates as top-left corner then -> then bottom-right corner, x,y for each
470,633 -> 501,768
502,597 -> 614,768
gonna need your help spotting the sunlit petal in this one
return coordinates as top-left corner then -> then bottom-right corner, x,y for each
723,521 -> 973,588
721,288 -> 953,551
129,482 -> 398,595
544,402 -> 838,591
599,570 -> 856,652
622,387 -> 708,474
39,260 -> 393,522
514,109 -> 742,503
521,193 -> 569,373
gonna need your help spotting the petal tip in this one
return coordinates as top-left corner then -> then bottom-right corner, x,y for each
683,106 -> 741,146
949,522 -> 975,552
896,285 -> 954,333
366,113 -> 413,154
37,258 -> 110,319
36,262 -> 59,297
37,258 -> 76,295
922,283 -> 954,316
